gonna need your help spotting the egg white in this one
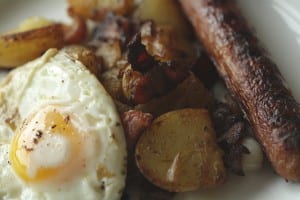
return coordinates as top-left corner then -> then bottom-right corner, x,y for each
0,49 -> 127,200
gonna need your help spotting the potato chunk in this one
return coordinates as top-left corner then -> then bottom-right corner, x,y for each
135,108 -> 226,192
135,73 -> 213,117
68,0 -> 133,21
61,45 -> 101,77
133,0 -> 192,37
0,23 -> 64,68
11,16 -> 53,32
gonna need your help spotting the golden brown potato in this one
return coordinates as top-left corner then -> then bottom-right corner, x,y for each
140,22 -> 195,65
135,108 -> 226,192
133,0 -> 192,37
135,73 -> 213,117
61,45 -> 101,77
68,0 -> 134,21
0,23 -> 64,68
10,17 -> 53,32
121,65 -> 157,104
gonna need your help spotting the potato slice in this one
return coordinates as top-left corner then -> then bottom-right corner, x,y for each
68,0 -> 133,21
135,108 -> 226,192
133,0 -> 192,37
0,23 -> 64,68
61,45 -> 101,77
11,17 -> 53,32
135,73 -> 213,117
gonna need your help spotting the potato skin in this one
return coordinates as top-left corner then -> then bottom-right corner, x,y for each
133,0 -> 192,38
61,45 -> 101,77
135,73 -> 213,117
67,0 -> 133,21
135,108 -> 226,192
0,24 -> 64,68
179,0 -> 300,181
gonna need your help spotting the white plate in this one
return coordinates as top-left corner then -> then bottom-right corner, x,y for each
0,0 -> 300,200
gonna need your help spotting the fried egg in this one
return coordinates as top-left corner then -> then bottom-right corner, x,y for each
0,49 -> 127,200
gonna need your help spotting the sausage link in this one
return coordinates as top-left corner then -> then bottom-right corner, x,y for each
179,0 -> 300,181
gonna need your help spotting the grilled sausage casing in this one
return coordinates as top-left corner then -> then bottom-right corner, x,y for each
180,0 -> 300,181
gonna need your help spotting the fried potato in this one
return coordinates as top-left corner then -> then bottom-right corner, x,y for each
140,22 -> 195,65
68,0 -> 133,21
11,16 -> 53,32
135,108 -> 226,192
61,45 -> 101,77
133,0 -> 192,37
0,23 -> 64,68
135,73 -> 213,117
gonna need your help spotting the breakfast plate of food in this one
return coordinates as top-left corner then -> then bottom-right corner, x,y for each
0,0 -> 300,200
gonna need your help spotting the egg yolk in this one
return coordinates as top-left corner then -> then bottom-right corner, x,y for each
10,106 -> 83,183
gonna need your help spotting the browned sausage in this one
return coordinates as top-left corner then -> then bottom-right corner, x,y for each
179,0 -> 300,181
